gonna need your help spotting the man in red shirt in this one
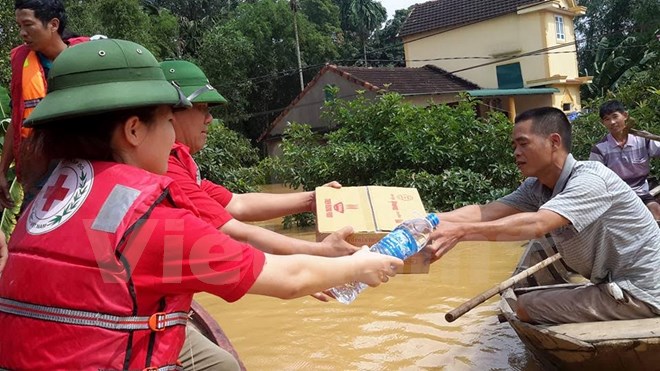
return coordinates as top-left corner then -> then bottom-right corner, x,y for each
161,60 -> 360,370
162,60 -> 357,257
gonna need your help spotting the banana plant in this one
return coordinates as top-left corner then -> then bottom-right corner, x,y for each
0,111 -> 22,238
1,177 -> 23,238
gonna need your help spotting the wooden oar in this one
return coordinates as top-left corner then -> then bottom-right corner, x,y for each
445,253 -> 562,322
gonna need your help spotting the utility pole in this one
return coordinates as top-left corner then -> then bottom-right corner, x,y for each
291,0 -> 304,92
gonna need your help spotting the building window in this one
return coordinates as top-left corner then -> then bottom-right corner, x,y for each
563,103 -> 571,111
555,15 -> 565,41
496,63 -> 524,89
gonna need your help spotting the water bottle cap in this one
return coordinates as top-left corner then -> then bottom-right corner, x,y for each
426,213 -> 440,227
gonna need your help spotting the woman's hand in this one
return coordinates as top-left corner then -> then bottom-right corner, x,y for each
353,247 -> 403,287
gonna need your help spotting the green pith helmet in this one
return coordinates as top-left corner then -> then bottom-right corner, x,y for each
160,60 -> 227,106
24,39 -> 191,127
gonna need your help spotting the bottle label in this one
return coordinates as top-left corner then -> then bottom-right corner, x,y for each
373,228 -> 416,260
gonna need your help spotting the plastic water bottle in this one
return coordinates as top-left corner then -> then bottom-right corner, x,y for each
330,213 -> 440,304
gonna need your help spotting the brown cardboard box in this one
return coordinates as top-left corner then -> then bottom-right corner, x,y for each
315,186 -> 431,274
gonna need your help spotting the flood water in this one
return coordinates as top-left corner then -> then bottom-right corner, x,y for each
195,186 -> 543,370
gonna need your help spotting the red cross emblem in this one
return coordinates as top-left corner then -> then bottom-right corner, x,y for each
42,174 -> 70,212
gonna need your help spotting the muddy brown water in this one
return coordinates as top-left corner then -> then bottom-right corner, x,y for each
194,185 -> 542,370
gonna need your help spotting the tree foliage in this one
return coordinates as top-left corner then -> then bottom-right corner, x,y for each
65,0 -> 179,59
576,0 -> 660,99
333,0 -> 386,65
194,120 -> 265,193
145,0 -> 239,57
196,0 -> 341,139
267,92 -> 520,215
0,0 -> 20,87
368,8 -> 410,67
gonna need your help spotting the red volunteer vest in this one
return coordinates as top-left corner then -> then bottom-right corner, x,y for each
9,36 -> 89,179
0,159 -> 193,370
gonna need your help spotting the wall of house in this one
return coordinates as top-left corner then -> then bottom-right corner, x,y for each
541,11 -> 580,80
551,84 -> 582,111
403,5 -> 579,92
515,94 -> 555,114
268,73 -> 378,137
402,94 -> 460,106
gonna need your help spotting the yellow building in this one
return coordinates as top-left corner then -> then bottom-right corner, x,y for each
399,0 -> 591,120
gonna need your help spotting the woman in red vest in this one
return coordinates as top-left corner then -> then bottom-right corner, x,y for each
0,39 -> 402,370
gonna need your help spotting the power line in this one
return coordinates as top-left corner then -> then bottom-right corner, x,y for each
240,42 -> 647,85
228,38 -> 651,123
228,42 -> 581,122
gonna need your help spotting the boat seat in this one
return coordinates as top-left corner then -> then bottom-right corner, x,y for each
544,317 -> 660,342
650,184 -> 660,197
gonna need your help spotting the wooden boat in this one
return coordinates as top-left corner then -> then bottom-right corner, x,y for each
498,237 -> 660,371
189,300 -> 247,371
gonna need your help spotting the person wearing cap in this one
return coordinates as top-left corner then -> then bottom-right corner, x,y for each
162,60 -> 353,246
0,39 -> 403,370
163,61 -> 357,258
0,0 -> 91,210
161,60 -> 362,369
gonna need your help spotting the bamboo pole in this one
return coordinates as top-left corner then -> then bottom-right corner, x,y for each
630,128 -> 660,142
445,253 -> 562,322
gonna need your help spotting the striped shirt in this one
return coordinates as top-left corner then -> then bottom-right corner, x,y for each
589,133 -> 660,196
499,154 -> 660,313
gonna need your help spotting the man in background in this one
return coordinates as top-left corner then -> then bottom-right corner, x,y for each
0,0 -> 89,209
589,100 -> 660,220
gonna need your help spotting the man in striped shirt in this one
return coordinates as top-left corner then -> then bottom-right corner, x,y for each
428,107 -> 660,324
589,100 -> 660,220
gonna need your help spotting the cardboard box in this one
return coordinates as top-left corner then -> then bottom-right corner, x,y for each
315,186 -> 431,274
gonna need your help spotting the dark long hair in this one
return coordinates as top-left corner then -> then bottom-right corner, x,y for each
20,106 -> 159,188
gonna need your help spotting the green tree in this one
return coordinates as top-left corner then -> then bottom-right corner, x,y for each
267,92 -> 519,217
66,0 -> 179,59
145,0 -> 233,58
368,8 -> 410,67
194,120 -> 265,193
335,0 -> 386,65
0,0 -> 20,87
197,0 -> 340,140
575,0 -> 660,98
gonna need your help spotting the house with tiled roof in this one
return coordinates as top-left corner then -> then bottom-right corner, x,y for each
400,0 -> 591,119
258,64 -> 481,157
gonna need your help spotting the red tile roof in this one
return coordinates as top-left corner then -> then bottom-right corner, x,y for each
399,0 -> 544,38
258,64 -> 480,141
335,64 -> 480,94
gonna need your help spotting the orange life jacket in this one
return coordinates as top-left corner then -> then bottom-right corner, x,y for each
19,50 -> 45,138
9,37 -> 89,179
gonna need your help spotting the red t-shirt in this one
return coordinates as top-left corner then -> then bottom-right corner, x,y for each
168,142 -> 234,228
126,203 -> 265,303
